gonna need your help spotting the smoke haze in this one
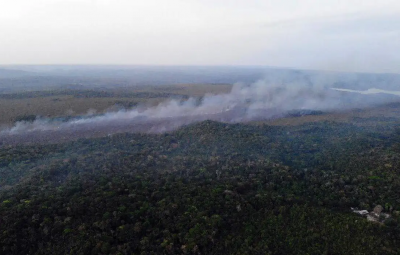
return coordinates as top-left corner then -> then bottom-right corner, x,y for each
1,75 -> 399,145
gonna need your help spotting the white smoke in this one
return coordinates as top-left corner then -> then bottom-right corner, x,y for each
1,78 -> 399,143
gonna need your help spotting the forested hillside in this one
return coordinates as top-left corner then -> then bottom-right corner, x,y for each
1,120 -> 400,254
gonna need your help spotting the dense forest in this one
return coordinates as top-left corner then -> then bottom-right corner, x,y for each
1,118 -> 400,254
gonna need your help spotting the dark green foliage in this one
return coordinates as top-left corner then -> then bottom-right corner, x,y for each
1,120 -> 400,254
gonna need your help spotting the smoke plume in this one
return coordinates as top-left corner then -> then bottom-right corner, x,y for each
0,77 -> 399,145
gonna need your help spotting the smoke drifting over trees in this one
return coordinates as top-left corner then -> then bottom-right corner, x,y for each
1,74 -> 399,145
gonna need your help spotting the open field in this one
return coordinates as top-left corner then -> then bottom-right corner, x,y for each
1,82 -> 400,147
0,84 -> 232,126
256,103 -> 400,127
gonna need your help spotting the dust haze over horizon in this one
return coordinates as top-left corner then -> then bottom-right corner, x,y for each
1,0 -> 400,74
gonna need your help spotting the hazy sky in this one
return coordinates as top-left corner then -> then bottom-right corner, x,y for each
1,0 -> 400,73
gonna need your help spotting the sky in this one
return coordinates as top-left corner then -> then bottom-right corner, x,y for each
1,0 -> 400,73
